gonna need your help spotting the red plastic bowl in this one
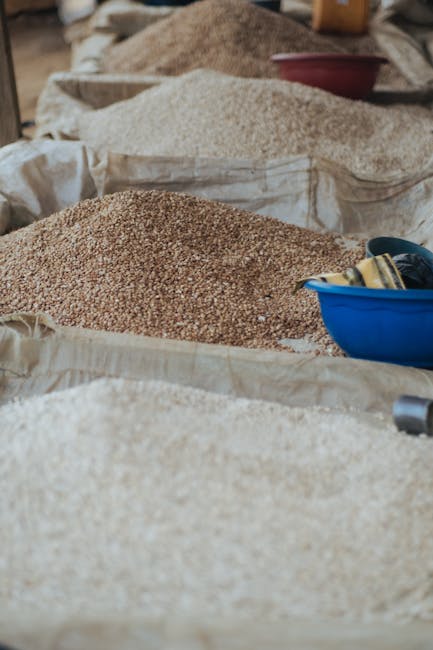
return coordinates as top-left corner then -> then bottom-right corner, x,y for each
271,53 -> 388,100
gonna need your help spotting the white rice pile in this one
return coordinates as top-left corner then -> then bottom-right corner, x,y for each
1,378 -> 433,623
78,70 -> 433,178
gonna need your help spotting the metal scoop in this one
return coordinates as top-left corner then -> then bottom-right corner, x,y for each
393,395 -> 433,436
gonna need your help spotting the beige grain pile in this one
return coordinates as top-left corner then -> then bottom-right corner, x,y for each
105,0 -> 343,77
0,190 -> 362,352
78,70 -> 433,177
104,0 -> 407,89
2,377 -> 433,622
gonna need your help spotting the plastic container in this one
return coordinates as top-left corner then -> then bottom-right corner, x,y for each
304,280 -> 433,367
271,53 -> 387,100
253,1 -> 281,11
312,0 -> 369,35
366,236 -> 433,266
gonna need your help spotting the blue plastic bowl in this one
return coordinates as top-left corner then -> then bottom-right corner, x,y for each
305,280 -> 433,367
366,236 -> 433,266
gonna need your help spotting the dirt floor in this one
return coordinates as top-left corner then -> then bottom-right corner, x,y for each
8,11 -> 70,130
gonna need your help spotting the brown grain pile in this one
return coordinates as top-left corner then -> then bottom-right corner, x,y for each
78,70 -> 433,177
104,0 -> 344,77
0,190 -> 363,352
104,0 -> 407,89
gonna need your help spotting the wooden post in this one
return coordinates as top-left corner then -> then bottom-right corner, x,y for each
0,0 -> 21,147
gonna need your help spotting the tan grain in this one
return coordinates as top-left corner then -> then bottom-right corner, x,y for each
105,0 -> 344,77
78,70 -> 433,177
0,190 -> 363,353
104,0 -> 407,90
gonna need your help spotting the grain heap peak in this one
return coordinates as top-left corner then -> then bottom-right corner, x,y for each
78,70 -> 433,177
0,189 -> 362,351
105,0 -> 343,77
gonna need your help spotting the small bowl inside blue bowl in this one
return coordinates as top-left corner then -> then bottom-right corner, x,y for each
305,279 -> 433,367
366,236 -> 433,266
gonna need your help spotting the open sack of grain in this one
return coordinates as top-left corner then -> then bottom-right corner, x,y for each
0,190 -> 362,352
6,311 -> 433,642
4,338 -> 433,645
73,70 -> 433,179
2,187 -> 433,409
69,0 -> 342,74
68,0 -> 412,88
2,374 -> 433,627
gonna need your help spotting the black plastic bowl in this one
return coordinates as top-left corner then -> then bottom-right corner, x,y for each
366,236 -> 433,266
